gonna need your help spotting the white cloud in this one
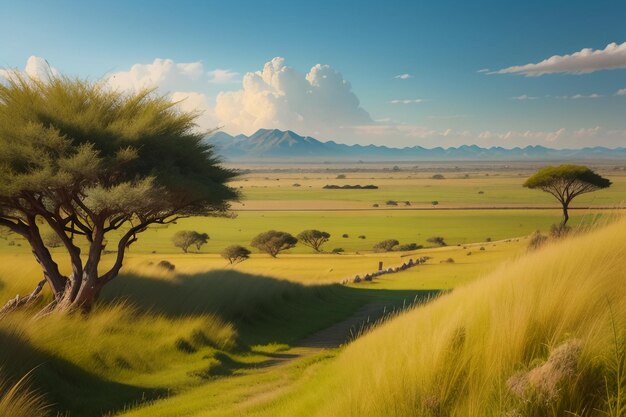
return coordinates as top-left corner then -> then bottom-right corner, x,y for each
476,68 -> 490,73
0,55 -> 60,82
390,99 -> 425,104
207,69 -> 239,84
616,88 -> 626,96
556,93 -> 603,100
214,57 -> 371,135
394,73 -> 413,80
106,58 -> 204,93
491,41 -> 626,76
510,94 -> 538,100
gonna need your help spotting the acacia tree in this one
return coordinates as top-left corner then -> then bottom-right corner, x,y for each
172,231 -> 209,253
0,74 -> 238,313
221,245 -> 251,264
297,229 -> 330,252
251,231 -> 297,258
524,165 -> 611,226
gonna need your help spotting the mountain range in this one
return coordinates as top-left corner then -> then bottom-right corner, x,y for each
205,129 -> 626,162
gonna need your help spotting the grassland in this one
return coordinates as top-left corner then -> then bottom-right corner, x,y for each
0,165 -> 624,416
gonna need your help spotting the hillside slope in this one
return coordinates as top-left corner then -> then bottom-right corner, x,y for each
307,219 -> 626,416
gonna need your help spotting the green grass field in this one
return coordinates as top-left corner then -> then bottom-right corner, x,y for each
1,167 -> 625,417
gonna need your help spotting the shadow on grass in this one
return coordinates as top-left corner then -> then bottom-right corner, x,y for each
0,329 -> 166,417
103,270 -> 440,346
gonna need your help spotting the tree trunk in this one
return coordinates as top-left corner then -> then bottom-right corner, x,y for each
562,203 -> 570,226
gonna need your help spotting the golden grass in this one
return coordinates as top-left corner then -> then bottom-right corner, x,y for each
307,218 -> 626,416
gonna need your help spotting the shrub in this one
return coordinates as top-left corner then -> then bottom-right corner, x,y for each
251,230 -> 298,257
372,204 -> 379,208
441,258 -> 455,263
485,237 -> 492,242
550,223 -> 571,238
172,231 -> 210,253
427,236 -> 447,246
479,247 -> 485,251
342,234 -> 349,238
358,235 -> 367,239
332,248 -> 345,254
373,239 -> 400,253
478,190 -> 485,194
336,174 -> 347,179
157,260 -> 175,271
292,183 -> 301,187
396,243 -> 422,251
528,231 -> 548,251
221,245 -> 251,264
431,201 -> 439,206
431,174 -> 445,179
404,201 -> 411,206
386,200 -> 398,206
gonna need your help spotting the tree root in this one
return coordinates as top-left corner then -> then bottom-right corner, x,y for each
0,279 -> 46,317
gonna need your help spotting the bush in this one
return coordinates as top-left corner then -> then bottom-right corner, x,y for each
292,183 -> 301,187
336,174 -> 347,179
404,201 -> 411,206
373,239 -> 400,253
172,231 -> 209,253
441,258 -> 455,263
221,245 -> 251,264
358,235 -> 367,239
251,230 -> 298,257
157,260 -> 175,271
432,174 -> 445,179
431,201 -> 439,206
485,237 -> 492,242
396,243 -> 422,251
528,231 -> 548,251
386,200 -> 398,206
372,204 -> 379,208
342,234 -> 349,238
427,236 -> 447,246
550,223 -> 571,238
332,248 -> 345,254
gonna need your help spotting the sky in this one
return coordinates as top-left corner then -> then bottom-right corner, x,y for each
1,0 -> 626,148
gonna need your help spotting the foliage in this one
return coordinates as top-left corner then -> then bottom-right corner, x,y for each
221,245 -> 251,264
528,231 -> 548,251
524,164 -> 611,225
43,232 -> 63,248
427,236 -> 447,246
172,231 -> 209,253
0,73 -> 238,311
297,230 -> 331,252
250,231 -> 297,257
373,239 -> 399,252
395,243 -> 422,251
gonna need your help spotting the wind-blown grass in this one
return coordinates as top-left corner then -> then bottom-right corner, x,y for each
0,369 -> 47,417
305,218 -> 626,416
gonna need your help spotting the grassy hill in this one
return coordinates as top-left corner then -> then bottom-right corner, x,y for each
255,219 -> 626,417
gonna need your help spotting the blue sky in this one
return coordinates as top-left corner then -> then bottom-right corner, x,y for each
1,0 -> 626,148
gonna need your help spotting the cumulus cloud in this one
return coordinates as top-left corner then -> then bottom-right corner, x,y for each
214,57 -> 372,135
491,41 -> 626,76
0,55 -> 60,82
394,73 -> 413,79
208,69 -> 239,84
510,94 -> 538,100
616,88 -> 626,96
390,99 -> 425,104
107,58 -> 204,93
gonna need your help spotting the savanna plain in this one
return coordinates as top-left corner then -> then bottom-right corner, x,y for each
2,163 -> 626,417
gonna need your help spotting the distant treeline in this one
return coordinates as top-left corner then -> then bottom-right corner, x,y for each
322,184 -> 379,189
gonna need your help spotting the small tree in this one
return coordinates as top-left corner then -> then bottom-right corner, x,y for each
297,230 -> 331,252
221,245 -> 251,264
524,165 -> 611,226
427,236 -> 447,246
172,231 -> 209,253
251,231 -> 298,257
373,239 -> 399,252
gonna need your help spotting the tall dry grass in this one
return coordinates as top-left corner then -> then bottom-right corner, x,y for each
314,218 -> 626,416
0,369 -> 47,417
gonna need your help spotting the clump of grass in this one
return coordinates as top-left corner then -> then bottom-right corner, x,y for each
0,369 -> 48,417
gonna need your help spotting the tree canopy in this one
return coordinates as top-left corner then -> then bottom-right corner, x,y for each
523,165 -> 611,225
172,231 -> 210,253
221,245 -> 251,264
0,73 -> 238,312
250,231 -> 297,257
297,229 -> 330,252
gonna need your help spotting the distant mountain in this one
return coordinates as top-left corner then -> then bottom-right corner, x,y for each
205,129 -> 626,162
